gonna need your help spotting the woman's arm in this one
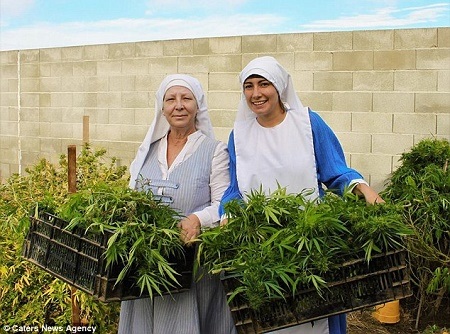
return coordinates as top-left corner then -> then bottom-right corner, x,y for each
219,131 -> 243,217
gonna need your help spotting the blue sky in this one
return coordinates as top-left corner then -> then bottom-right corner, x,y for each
0,0 -> 449,51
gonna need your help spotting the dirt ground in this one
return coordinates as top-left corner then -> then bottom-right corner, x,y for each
347,303 -> 450,334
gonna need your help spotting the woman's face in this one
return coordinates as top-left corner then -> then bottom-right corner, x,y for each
243,76 -> 283,118
163,85 -> 198,131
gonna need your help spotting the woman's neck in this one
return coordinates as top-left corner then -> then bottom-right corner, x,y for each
256,109 -> 287,128
168,127 -> 196,145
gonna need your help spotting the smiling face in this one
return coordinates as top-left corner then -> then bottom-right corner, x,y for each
163,85 -> 198,132
243,75 -> 285,125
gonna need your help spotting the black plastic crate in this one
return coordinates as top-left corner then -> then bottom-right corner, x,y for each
222,250 -> 412,334
22,212 -> 194,302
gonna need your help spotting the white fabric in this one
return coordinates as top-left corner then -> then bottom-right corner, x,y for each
156,130 -> 229,227
234,56 -> 326,333
235,56 -> 319,199
129,74 -> 214,189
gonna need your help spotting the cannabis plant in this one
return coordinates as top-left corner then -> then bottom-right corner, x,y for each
0,144 -> 127,331
199,187 -> 410,311
381,138 -> 450,323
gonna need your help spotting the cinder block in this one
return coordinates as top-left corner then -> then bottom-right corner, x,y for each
20,50 -> 39,63
353,71 -> 394,91
295,52 -> 332,71
207,91 -> 240,110
353,30 -> 394,50
416,49 -> 450,70
374,50 -> 415,70
163,39 -> 193,56
317,111 -> 352,132
121,91 -> 150,108
352,112 -> 393,133
372,133 -> 414,155
122,59 -> 149,74
313,31 -> 352,51
73,61 -> 97,76
208,55 -> 242,72
299,92 -> 332,111
437,114 -> 450,137
350,153 -> 393,176
40,107 -> 62,122
438,27 -> 450,47
21,63 -> 40,77
73,93 -> 97,108
335,132 -> 371,153
61,46 -> 83,61
148,57 -> 177,74
313,72 -> 353,91
213,127 -> 232,144
195,36 -> 242,55
394,28 -> 437,49
332,92 -> 372,112
0,50 -> 18,64
209,72 -> 240,91
19,107 -> 39,122
292,71 -> 313,91
1,64 -> 18,78
438,70 -> 450,92
21,78 -> 39,92
333,51 -> 373,70
109,75 -> 135,91
50,63 -> 74,77
40,77 -> 62,92
0,120 -> 18,135
242,34 -> 277,53
84,76 -> 108,92
40,48 -> 62,62
109,108 -> 135,125
83,44 -> 109,60
394,70 -> 438,91
20,93 -> 39,107
109,43 -> 136,59
97,92 -> 121,108
21,121 -> 41,137
178,56 -> 209,73
393,113 -> 436,134
1,92 -> 18,106
136,41 -> 164,57
373,92 -> 414,113
50,92 -> 73,107
415,92 -> 450,114
277,33 -> 313,52
135,74 -> 166,92
208,109 -> 236,128
97,61 -> 122,75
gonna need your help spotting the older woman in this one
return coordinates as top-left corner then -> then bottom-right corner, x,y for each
220,56 -> 384,334
119,74 -> 236,334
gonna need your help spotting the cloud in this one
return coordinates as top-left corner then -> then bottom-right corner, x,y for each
300,3 -> 450,30
144,0 -> 246,15
0,13 -> 282,51
0,0 -> 35,20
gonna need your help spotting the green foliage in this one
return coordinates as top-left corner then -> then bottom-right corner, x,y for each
0,144 -> 126,331
382,138 -> 450,297
58,182 -> 187,298
199,187 -> 410,310
381,138 -> 450,320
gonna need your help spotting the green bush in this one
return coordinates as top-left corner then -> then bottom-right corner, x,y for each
0,144 -> 126,331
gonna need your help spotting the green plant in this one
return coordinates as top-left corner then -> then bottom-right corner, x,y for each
381,138 -> 450,327
57,182 -> 188,298
198,186 -> 410,311
0,144 -> 126,331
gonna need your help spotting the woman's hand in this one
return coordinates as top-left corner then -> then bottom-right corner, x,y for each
353,182 -> 385,205
178,214 -> 201,244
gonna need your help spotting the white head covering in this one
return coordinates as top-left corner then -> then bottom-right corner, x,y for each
129,74 -> 214,188
237,56 -> 306,121
234,56 -> 319,199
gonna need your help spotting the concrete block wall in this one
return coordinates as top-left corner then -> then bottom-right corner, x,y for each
1,27 -> 449,191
